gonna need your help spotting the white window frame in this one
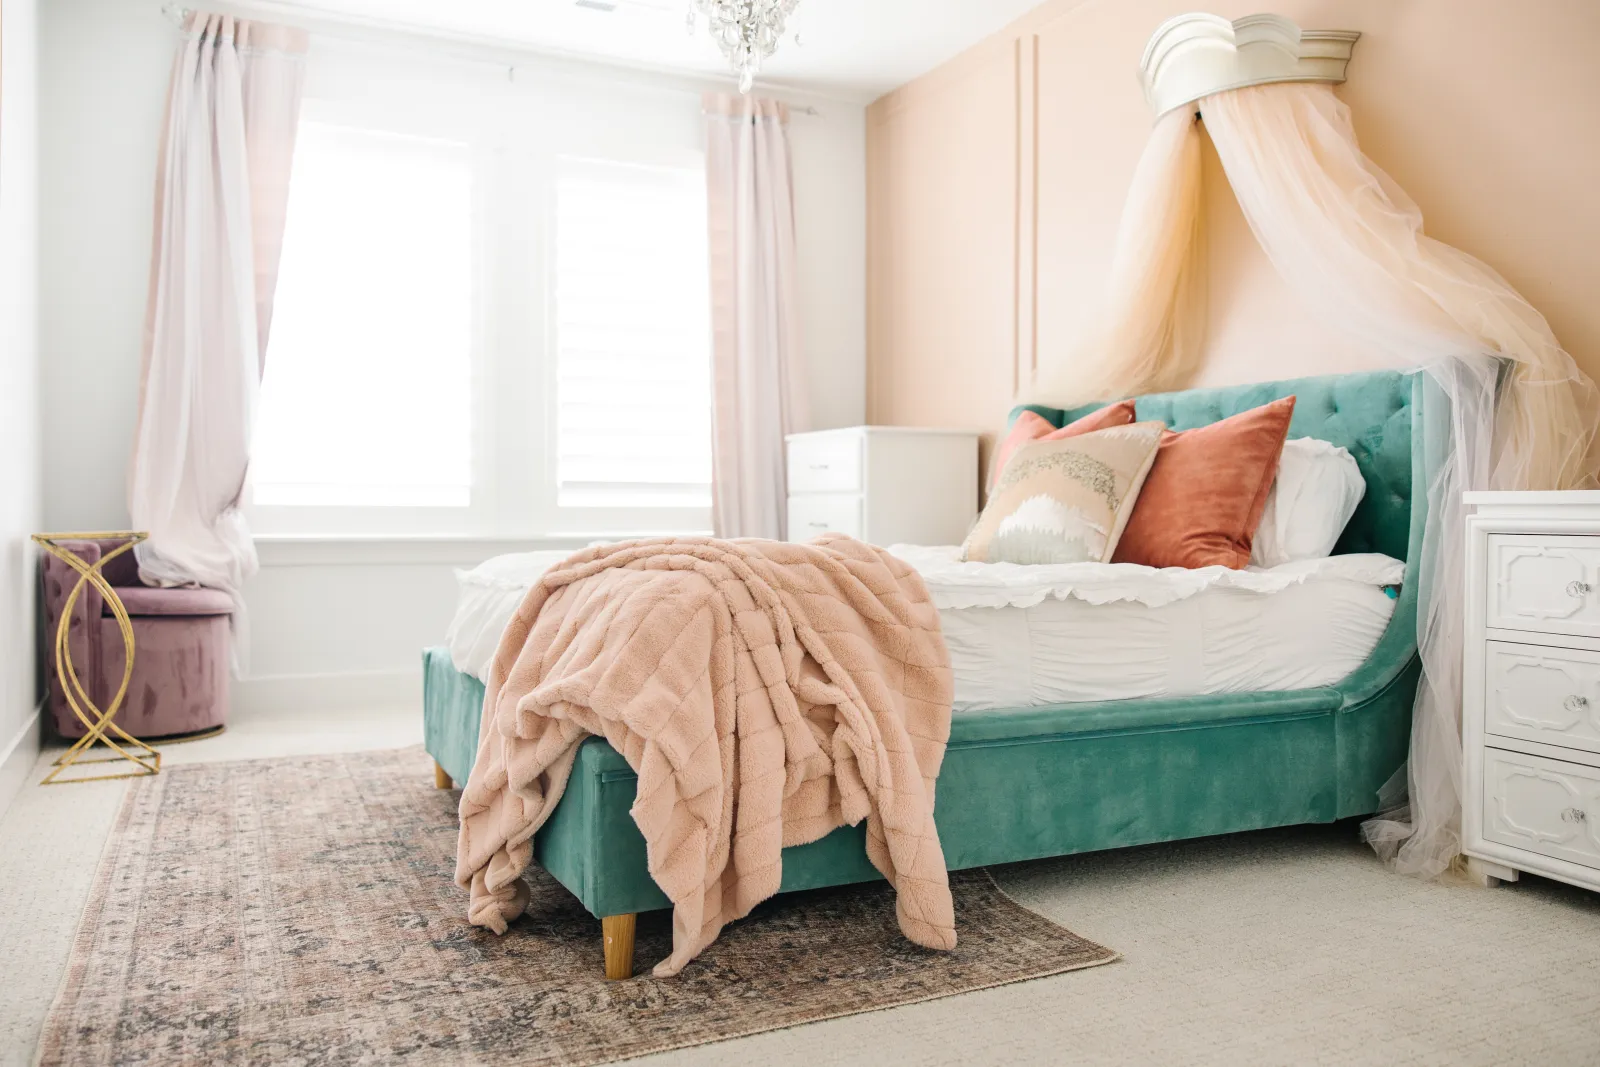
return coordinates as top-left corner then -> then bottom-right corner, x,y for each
245,50 -> 715,541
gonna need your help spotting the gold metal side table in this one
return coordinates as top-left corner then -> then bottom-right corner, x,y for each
33,531 -> 161,785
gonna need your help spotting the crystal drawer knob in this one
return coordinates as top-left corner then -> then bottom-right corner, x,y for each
1561,807 -> 1588,824
1568,581 -> 1592,598
1566,694 -> 1591,712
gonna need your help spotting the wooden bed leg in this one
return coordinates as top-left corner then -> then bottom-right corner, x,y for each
433,761 -> 454,790
602,914 -> 637,980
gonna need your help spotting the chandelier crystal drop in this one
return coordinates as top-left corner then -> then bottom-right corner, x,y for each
687,0 -> 801,93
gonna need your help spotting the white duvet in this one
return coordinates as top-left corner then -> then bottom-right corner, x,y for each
446,545 -> 1405,712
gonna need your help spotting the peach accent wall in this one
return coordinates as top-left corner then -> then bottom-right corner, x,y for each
866,0 -> 1600,480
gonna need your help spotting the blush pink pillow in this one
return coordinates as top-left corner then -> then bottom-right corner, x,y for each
988,400 -> 1138,491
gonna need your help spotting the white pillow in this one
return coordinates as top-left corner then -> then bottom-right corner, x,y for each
446,550 -> 575,680
1250,437 -> 1366,567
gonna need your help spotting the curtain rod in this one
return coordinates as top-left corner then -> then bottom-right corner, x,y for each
157,2 -> 826,115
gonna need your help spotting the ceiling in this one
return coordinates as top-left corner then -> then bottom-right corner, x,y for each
259,0 -> 1048,101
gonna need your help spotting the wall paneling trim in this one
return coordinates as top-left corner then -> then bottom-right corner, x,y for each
866,0 -> 1600,489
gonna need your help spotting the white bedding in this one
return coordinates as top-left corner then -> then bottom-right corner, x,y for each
446,550 -> 577,689
446,545 -> 1404,712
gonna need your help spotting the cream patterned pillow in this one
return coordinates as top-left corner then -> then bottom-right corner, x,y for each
962,421 -> 1165,565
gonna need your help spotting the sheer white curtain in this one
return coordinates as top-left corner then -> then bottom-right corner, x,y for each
1037,80 -> 1600,878
130,13 -> 308,608
703,93 -> 807,540
1036,106 -> 1207,407
1204,84 -> 1600,876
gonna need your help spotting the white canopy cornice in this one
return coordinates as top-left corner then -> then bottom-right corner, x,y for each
1140,13 -> 1360,117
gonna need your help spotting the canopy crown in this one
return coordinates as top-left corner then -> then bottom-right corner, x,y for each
1140,13 -> 1359,117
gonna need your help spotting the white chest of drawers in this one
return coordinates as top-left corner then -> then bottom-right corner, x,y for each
1463,491 -> 1600,892
785,426 -> 979,547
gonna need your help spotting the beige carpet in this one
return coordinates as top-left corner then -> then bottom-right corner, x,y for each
37,746 -> 1115,1066
6,708 -> 1600,1066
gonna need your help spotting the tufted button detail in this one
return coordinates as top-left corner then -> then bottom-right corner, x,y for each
1038,371 -> 1413,559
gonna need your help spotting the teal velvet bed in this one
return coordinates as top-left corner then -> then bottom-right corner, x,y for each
424,369 -> 1428,978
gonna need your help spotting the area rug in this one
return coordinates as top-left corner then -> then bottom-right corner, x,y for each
38,746 -> 1117,1066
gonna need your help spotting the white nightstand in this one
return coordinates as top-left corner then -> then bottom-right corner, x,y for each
1463,491 -> 1600,893
785,426 -> 979,546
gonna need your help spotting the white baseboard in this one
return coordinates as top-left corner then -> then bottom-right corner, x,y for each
0,699 -> 44,819
234,668 -> 422,717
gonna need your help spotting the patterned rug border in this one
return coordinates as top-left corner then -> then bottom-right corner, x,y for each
40,747 -> 1121,1066
39,763 -> 155,1065
595,869 -> 1122,1067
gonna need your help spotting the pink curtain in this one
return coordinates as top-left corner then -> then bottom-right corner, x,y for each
129,13 -> 308,607
703,93 -> 807,540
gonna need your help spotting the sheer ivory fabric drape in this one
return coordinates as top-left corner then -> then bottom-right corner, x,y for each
703,93 -> 808,540
130,13 -> 308,611
1036,81 -> 1600,878
1065,108 -> 1207,404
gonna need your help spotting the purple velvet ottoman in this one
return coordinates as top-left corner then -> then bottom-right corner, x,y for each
41,539 -> 233,740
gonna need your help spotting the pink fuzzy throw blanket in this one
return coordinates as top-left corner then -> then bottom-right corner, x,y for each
454,535 -> 956,976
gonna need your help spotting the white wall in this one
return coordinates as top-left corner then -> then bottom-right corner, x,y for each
37,0 -> 168,535
0,0 -> 43,808
38,0 -> 868,711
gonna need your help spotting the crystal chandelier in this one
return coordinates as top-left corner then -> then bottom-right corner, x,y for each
687,0 -> 801,93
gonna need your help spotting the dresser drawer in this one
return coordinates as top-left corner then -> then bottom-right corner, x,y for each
1484,641 -> 1600,757
787,494 -> 863,542
1486,534 -> 1600,638
787,434 -> 863,494
1482,747 -> 1600,871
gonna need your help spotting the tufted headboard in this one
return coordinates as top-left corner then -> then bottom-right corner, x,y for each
1011,370 -> 1423,564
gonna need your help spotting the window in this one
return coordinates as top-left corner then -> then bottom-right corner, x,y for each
554,158 -> 712,509
247,56 -> 716,539
253,122 -> 475,511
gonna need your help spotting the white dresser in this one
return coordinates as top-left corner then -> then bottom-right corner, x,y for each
785,426 -> 979,547
1463,491 -> 1600,892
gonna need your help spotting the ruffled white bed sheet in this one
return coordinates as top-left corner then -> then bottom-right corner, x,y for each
445,545 -> 1405,713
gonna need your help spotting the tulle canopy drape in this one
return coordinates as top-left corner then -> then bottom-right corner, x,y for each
1036,80 -> 1600,878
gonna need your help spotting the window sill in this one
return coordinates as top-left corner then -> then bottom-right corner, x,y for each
253,532 -> 714,568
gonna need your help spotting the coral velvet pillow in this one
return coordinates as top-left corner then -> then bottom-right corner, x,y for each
1113,396 -> 1297,570
988,400 -> 1138,491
